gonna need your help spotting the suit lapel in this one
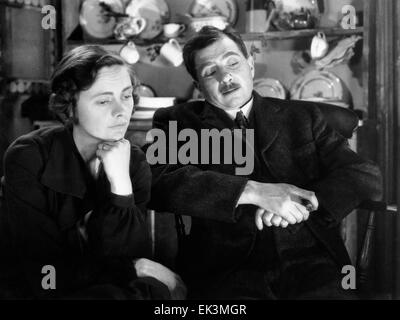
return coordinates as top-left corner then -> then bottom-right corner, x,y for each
252,92 -> 282,158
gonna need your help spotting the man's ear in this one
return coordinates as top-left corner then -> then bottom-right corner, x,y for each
247,55 -> 255,79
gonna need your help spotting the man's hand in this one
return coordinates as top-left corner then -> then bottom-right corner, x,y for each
96,139 -> 132,195
134,258 -> 187,300
254,208 -> 290,230
239,181 -> 318,228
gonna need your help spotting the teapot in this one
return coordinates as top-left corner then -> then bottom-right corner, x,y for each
114,16 -> 146,40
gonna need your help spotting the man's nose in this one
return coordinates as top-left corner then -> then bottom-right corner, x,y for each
218,71 -> 233,84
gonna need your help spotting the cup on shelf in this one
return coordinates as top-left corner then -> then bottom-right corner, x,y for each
163,23 -> 186,38
160,39 -> 183,67
310,32 -> 329,59
119,41 -> 141,64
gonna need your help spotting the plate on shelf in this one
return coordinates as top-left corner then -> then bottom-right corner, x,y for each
131,110 -> 155,119
190,0 -> 238,27
254,78 -> 286,99
137,97 -> 176,109
290,70 -> 344,101
125,0 -> 169,40
137,84 -> 156,97
79,0 -> 124,39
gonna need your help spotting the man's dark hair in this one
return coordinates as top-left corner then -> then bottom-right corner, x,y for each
49,45 -> 139,123
183,26 -> 249,81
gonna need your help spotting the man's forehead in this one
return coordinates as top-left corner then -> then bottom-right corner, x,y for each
195,36 -> 244,68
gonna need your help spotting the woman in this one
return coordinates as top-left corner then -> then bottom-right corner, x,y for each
2,45 -> 185,299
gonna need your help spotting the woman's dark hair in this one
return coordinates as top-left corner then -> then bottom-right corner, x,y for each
49,45 -> 139,123
183,26 -> 249,81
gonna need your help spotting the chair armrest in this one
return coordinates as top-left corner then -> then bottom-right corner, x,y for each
359,200 -> 397,213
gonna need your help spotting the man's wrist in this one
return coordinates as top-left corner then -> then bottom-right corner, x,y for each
237,180 -> 258,206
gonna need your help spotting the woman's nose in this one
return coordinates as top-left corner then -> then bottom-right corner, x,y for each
112,101 -> 125,117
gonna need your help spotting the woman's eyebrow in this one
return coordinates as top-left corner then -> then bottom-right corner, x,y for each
122,85 -> 133,92
91,86 -> 133,98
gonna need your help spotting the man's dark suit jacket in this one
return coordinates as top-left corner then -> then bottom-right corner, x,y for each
149,92 -> 382,293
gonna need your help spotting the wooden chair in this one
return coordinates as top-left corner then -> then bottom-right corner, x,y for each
315,102 -> 397,294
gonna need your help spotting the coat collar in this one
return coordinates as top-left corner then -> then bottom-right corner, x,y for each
199,100 -> 237,130
40,122 -> 89,199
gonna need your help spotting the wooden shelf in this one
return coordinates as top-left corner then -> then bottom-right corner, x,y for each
0,2 -> 43,12
67,26 -> 364,48
66,25 -> 187,47
241,27 -> 364,41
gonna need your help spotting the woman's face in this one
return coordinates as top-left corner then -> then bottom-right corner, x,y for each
74,65 -> 134,142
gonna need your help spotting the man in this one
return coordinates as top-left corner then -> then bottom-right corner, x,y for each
147,26 -> 382,299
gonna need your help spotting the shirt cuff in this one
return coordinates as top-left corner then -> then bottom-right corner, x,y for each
109,193 -> 135,208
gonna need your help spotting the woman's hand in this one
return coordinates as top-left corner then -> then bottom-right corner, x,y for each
134,258 -> 187,300
96,139 -> 132,195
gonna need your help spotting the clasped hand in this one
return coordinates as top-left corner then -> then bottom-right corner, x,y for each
239,181 -> 319,230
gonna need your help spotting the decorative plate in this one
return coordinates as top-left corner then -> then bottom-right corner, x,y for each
125,0 -> 170,40
137,84 -> 156,97
79,0 -> 124,39
290,70 -> 343,101
190,0 -> 238,27
254,78 -> 286,99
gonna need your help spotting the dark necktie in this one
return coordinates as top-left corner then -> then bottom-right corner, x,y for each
235,110 -> 248,129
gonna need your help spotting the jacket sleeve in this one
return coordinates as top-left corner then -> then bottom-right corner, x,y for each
307,104 -> 383,226
3,138 -> 107,298
146,107 -> 249,223
86,146 -> 152,259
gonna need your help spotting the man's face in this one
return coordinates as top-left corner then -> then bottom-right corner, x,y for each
74,65 -> 134,142
194,35 -> 255,110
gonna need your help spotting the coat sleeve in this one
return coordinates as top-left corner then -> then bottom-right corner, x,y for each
86,145 -> 152,259
146,107 -> 249,223
307,103 -> 383,226
3,139 -> 157,299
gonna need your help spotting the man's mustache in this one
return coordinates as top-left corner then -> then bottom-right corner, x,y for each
220,82 -> 241,94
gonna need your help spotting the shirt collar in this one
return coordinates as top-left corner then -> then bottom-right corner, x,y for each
223,97 -> 253,120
